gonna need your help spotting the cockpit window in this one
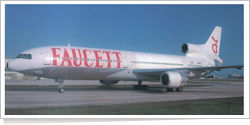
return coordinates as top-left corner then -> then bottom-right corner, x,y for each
16,54 -> 32,59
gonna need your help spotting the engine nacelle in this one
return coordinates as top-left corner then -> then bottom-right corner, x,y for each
99,80 -> 119,85
182,43 -> 205,57
182,43 -> 203,53
160,72 -> 188,88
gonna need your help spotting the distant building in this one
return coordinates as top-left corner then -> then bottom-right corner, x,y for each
5,71 -> 24,80
227,73 -> 243,79
205,75 -> 216,79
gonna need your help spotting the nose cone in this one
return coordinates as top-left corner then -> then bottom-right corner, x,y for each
8,60 -> 19,71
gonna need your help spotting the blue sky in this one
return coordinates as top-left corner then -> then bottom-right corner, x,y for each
5,4 -> 244,76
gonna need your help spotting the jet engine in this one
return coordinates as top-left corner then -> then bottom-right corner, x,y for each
182,43 -> 206,58
182,43 -> 203,54
99,80 -> 119,85
160,72 -> 188,88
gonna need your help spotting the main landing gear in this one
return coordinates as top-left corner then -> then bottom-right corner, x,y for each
133,81 -> 184,92
166,87 -> 183,92
55,79 -> 64,93
133,81 -> 148,90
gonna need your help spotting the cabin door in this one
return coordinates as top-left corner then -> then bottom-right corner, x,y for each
122,55 -> 129,69
43,53 -> 51,65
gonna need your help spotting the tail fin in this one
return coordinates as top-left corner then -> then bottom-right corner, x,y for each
203,26 -> 223,64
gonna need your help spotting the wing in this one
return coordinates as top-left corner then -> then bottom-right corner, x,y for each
133,65 -> 243,78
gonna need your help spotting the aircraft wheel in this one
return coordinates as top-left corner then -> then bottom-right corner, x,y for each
167,88 -> 174,92
58,88 -> 64,93
55,79 -> 65,93
133,85 -> 148,90
176,87 -> 183,92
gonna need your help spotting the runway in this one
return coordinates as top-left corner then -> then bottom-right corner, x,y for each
5,79 -> 243,109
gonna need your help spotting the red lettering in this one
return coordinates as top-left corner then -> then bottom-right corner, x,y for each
51,48 -> 61,66
61,49 -> 73,66
93,50 -> 103,68
212,44 -> 218,54
211,36 -> 218,54
113,52 -> 121,68
72,49 -> 82,67
83,50 -> 93,67
212,36 -> 218,43
103,51 -> 111,68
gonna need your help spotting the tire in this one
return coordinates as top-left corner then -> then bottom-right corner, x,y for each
58,88 -> 64,93
167,88 -> 174,92
133,85 -> 148,90
176,87 -> 183,92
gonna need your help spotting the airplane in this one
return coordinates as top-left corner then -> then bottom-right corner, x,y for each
7,26 -> 243,93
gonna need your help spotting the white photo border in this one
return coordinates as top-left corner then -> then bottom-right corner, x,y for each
1,0 -> 249,119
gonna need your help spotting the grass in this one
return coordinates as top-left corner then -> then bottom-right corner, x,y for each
5,97 -> 243,115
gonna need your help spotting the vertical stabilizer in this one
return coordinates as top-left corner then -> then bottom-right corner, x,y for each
203,26 -> 223,63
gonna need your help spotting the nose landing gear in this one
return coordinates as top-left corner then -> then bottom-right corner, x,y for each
55,79 -> 64,93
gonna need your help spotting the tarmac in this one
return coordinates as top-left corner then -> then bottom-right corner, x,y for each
5,79 -> 243,109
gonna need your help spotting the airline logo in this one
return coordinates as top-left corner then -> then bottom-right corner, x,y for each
211,36 -> 219,54
51,48 -> 121,68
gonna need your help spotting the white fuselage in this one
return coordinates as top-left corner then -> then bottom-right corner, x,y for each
8,46 -> 215,81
